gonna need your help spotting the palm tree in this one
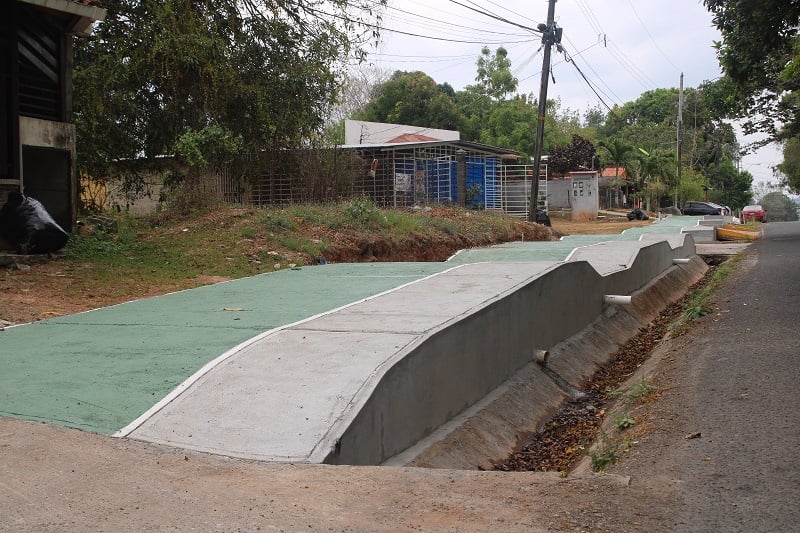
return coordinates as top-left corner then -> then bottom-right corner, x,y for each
636,148 -> 676,212
599,138 -> 634,208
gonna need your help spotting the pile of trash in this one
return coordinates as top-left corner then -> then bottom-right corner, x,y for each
0,193 -> 68,254
626,208 -> 650,221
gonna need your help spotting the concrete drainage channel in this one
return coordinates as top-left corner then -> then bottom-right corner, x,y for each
384,255 -> 708,470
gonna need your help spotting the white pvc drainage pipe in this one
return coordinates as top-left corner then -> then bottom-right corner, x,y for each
604,294 -> 632,305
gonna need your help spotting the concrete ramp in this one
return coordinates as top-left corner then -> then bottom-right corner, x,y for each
121,232 -> 702,465
122,262 -> 561,462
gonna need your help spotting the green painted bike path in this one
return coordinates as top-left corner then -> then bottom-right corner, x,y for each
0,215 -> 700,435
0,263 -> 451,433
448,215 -> 696,263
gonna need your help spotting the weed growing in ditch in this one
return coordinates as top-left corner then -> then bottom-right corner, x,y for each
670,253 -> 743,335
590,432 -> 635,472
606,380 -> 657,405
613,414 -> 636,430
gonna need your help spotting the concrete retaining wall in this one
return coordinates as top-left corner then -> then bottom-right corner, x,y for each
324,233 -> 702,465
398,255 -> 707,469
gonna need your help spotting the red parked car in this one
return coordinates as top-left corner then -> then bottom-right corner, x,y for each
742,205 -> 767,222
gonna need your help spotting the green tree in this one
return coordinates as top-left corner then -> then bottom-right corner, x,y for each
74,0 -> 385,188
474,46 -> 518,101
479,95 -> 538,156
677,167 -> 707,206
598,138 -> 634,207
357,71 -> 464,131
705,159 -> 753,208
776,137 -> 800,193
598,138 -> 634,176
634,148 -> 675,210
703,0 -> 800,140
760,191 -> 800,221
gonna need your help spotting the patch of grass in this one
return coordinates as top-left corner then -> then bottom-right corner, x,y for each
590,433 -> 633,473
383,210 -> 423,233
589,433 -> 620,472
55,202 -> 549,304
623,381 -> 657,403
66,232 -> 131,258
606,380 -> 657,406
741,220 -> 762,230
345,198 -> 386,227
240,226 -> 257,239
278,235 -> 303,252
278,235 -> 328,257
430,217 -> 458,235
669,253 -> 743,335
285,203 -> 333,226
258,212 -> 295,232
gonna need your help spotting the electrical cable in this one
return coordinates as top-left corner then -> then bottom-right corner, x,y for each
558,44 -> 614,111
625,0 -> 681,73
446,0 -> 542,34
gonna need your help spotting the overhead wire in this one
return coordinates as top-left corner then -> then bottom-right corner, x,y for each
557,43 -> 614,111
569,0 -> 658,91
382,3 -> 533,38
625,0 -> 681,73
358,0 -> 681,122
379,3 -> 532,43
446,0 -> 542,34
562,35 -> 624,107
302,3 -> 533,45
480,0 -> 541,26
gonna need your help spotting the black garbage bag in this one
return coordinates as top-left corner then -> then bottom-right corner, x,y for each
626,208 -> 649,221
0,193 -> 69,254
535,209 -> 552,227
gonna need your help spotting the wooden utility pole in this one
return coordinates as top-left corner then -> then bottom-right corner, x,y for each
529,0 -> 558,221
676,72 -> 684,209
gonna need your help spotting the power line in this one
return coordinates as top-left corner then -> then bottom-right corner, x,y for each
606,39 -> 658,90
382,3 -> 533,38
301,3 -> 533,45
558,44 -> 614,111
625,0 -> 681,73
446,0 -> 542,34
562,35 -> 624,107
481,0 -> 541,26
573,0 -> 604,37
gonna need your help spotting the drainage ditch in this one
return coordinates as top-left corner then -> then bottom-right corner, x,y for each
493,257 -> 725,474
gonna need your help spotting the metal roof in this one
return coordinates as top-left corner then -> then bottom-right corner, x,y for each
339,139 -> 521,158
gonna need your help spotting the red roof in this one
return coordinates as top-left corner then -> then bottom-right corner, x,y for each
600,165 -> 629,179
386,133 -> 440,143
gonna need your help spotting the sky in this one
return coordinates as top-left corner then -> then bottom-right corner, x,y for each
361,0 -> 782,188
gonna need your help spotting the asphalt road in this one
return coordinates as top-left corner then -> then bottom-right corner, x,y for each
653,222 -> 800,531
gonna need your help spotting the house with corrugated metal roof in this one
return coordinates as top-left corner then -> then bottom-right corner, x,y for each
1,0 -> 106,231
